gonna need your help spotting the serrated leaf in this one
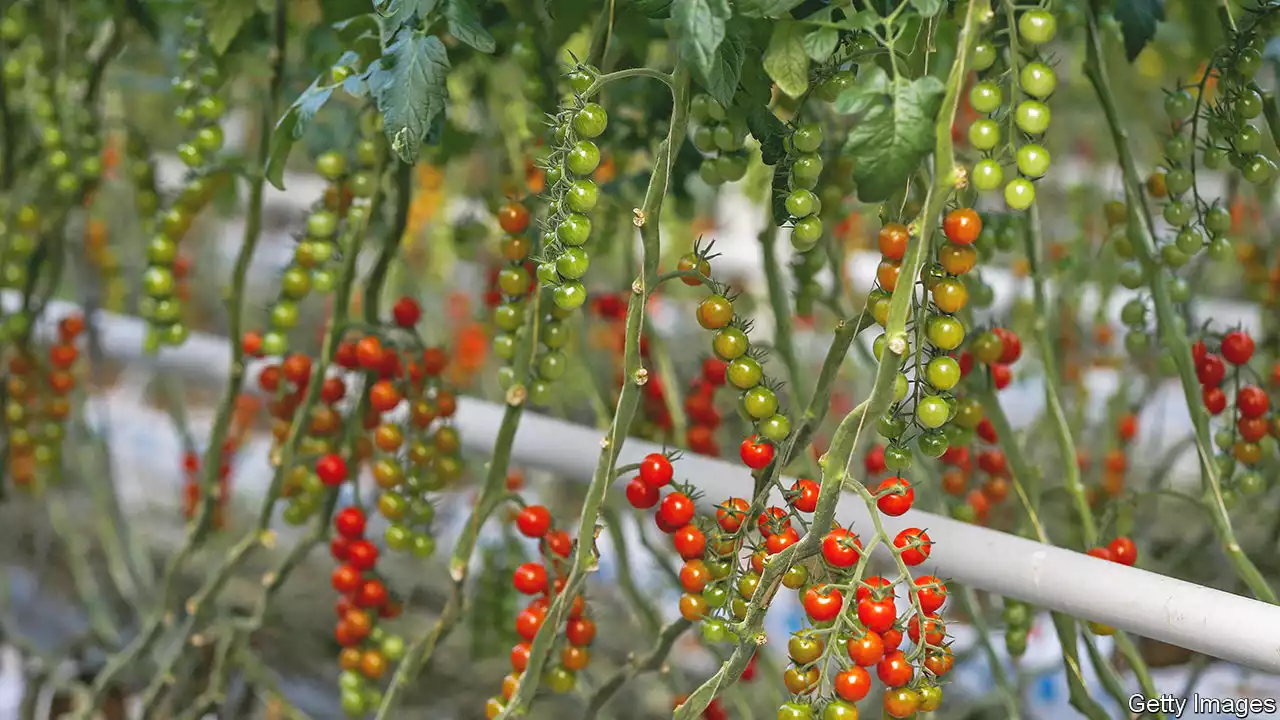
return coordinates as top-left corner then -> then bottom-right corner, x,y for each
746,105 -> 788,166
802,27 -> 838,62
834,65 -> 944,203
1114,0 -> 1165,61
445,0 -> 495,53
737,0 -> 806,18
763,21 -> 809,98
368,28 -> 451,163
694,23 -> 746,107
909,0 -> 942,18
266,79 -> 337,190
671,0 -> 731,78
206,0 -> 260,55
376,0 -> 440,30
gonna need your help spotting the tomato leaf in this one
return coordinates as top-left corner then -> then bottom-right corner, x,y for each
840,10 -> 879,30
625,0 -> 673,18
671,0 -> 731,79
266,78 -> 337,190
1114,0 -> 1165,61
834,65 -> 944,203
737,0 -> 806,18
368,28 -> 451,163
376,0 -> 441,31
763,21 -> 809,98
693,21 -> 746,108
746,105 -> 788,166
444,0 -> 495,53
909,0 -> 942,18
802,26 -> 838,62
205,0 -> 260,56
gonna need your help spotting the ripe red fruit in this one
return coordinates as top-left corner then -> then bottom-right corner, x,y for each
1203,386 -> 1227,415
638,453 -> 674,488
802,585 -> 844,622
716,497 -> 750,532
334,507 -> 366,539
765,527 -> 800,554
392,296 -> 422,328
355,336 -> 384,370
993,328 -> 1022,364
756,506 -> 791,536
565,616 -> 596,645
331,564 -> 362,594
893,528 -> 931,566
512,562 -> 548,595
355,579 -> 389,608
658,492 -> 696,529
1236,385 -> 1269,418
516,505 -> 552,538
347,540 -> 379,571
1086,546 -> 1114,562
990,363 -> 1012,389
1196,354 -> 1226,387
913,576 -> 948,613
1191,340 -> 1208,364
864,444 -> 887,474
739,435 -> 774,470
1221,330 -> 1255,365
1108,536 -> 1137,566
857,597 -> 896,633
789,478 -> 820,513
875,477 -> 914,517
329,536 -> 351,561
515,606 -> 546,640
545,530 -> 572,558
672,524 -> 707,560
316,453 -> 348,486
976,418 -> 998,444
625,477 -> 659,509
821,528 -> 862,568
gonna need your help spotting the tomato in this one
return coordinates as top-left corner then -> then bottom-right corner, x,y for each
1237,385 -> 1269,418
334,507 -> 366,539
914,576 -> 948,613
848,630 -> 885,667
833,666 -> 871,702
572,103 -> 608,138
821,527 -> 862,568
515,606 -> 547,640
883,687 -> 920,718
697,295 -> 734,329
1019,62 -> 1057,99
878,223 -> 910,260
739,435 -> 775,470
356,336 -> 384,370
716,497 -> 750,532
801,585 -> 844,622
1202,386 -> 1227,415
1086,546 -> 1114,562
625,476 -> 659,508
788,632 -> 825,664
822,700 -> 858,720
877,650 -> 914,687
876,259 -> 901,291
638,452 -> 674,487
931,277 -> 968,313
875,476 -> 914,516
857,597 -> 897,633
679,592 -> 709,621
497,201 -> 530,234
993,327 -> 1022,364
908,612 -> 946,646
756,506 -> 791,536
777,701 -> 814,720
1108,536 -> 1137,566
332,564 -> 362,594
1016,144 -> 1052,178
347,540 -> 379,571
893,528 -> 931,566
943,208 -> 982,245
516,505 -> 552,538
659,492 -> 696,529
766,528 -> 800,554
512,562 -> 547,594
1221,330 -> 1254,365
565,616 -> 595,645
857,575 -> 895,603
672,524 -> 707,559
789,478 -> 820,512
679,560 -> 711,593
316,453 -> 348,486
864,444 -> 887,474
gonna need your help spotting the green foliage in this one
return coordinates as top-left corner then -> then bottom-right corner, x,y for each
368,28 -> 451,163
1115,0 -> 1166,61
204,0 -> 260,55
763,21 -> 809,98
835,65 -> 945,203
672,0 -> 733,83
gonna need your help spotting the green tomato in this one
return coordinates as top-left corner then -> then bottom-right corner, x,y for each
927,315 -> 966,350
556,213 -> 592,246
1164,167 -> 1193,196
791,216 -> 823,250
1243,155 -> 1276,185
1235,125 -> 1263,153
1018,10 -> 1057,45
1016,144 -> 1051,178
777,701 -> 814,720
1164,89 -> 1195,120
142,267 -> 175,296
926,355 -> 961,390
759,413 -> 791,442
1161,244 -> 1189,268
1236,88 -> 1264,119
1118,263 -> 1146,289
537,349 -> 568,380
743,386 -> 778,420
1207,236 -> 1233,262
553,281 -> 587,310
1004,177 -> 1036,210
790,153 -> 824,189
572,103 -> 608,138
699,159 -> 724,186
1015,100 -> 1051,135
716,153 -> 748,182
692,126 -> 717,153
785,188 -> 818,218
1019,62 -> 1057,99
556,247 -> 590,280
968,119 -> 1001,151
971,42 -> 997,71
972,158 -> 1004,191
1163,200 -> 1192,227
690,94 -> 715,123
727,356 -> 763,389
714,327 -> 751,362
884,443 -> 913,471
917,430 -> 949,458
1165,134 -> 1192,163
564,179 -> 599,213
566,140 -> 600,175
916,395 -> 950,429
1204,206 -> 1231,235
894,372 -> 910,402
969,81 -> 1003,114
792,123 -> 823,153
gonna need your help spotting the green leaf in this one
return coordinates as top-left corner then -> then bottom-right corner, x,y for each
368,28 -> 451,163
746,105 -> 788,165
266,79 -> 337,190
909,0 -> 942,18
671,0 -> 731,77
802,27 -> 838,62
694,22 -> 746,107
626,0 -> 673,18
205,0 -> 260,55
763,21 -> 809,98
444,0 -> 495,53
840,10 -> 879,30
737,0 -> 806,18
1114,0 -> 1165,61
835,65 -> 944,204
376,0 -> 440,30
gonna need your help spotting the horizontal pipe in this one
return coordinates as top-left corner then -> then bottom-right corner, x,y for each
7,294 -> 1280,673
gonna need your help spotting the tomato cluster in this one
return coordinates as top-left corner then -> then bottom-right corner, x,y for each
684,357 -> 729,456
1081,536 -> 1139,636
486,501 -> 595,717
179,437 -> 243,530
139,17 -> 228,350
329,504 -> 407,716
3,314 -> 84,489
965,9 -> 1057,210
690,94 -> 750,187
1191,330 -> 1275,498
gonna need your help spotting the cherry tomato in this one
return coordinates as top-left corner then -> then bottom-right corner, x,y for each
821,527 -> 862,568
914,576 -> 948,613
875,476 -> 914,516
833,667 -> 871,702
658,492 -> 697,529
717,497 -> 750,532
512,562 -> 548,594
672,524 -> 707,559
516,505 -> 552,538
893,528 -> 931,565
639,452 -> 674,487
1221,330 -> 1255,365
1237,385 -> 1269,418
883,687 -> 920,718
847,630 -> 885,666
877,650 -> 914,687
625,476 -> 660,508
857,597 -> 897,633
801,585 -> 844,622
789,478 -> 820,512
1108,536 -> 1137,566
878,223 -> 910,260
943,208 -> 982,245
739,435 -> 775,470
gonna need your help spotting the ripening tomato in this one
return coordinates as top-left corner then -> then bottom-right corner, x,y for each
717,497 -> 750,532
943,208 -> 982,245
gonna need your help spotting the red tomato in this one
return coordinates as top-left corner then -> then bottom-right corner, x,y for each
1108,536 -> 1137,566
333,507 -> 366,539
834,666 -> 872,702
516,505 -> 552,538
716,497 -> 750,532
802,585 -> 844,622
1221,330 -> 1255,365
875,476 -> 914,517
672,524 -> 707,559
639,452 -> 674,487
894,528 -> 931,566
847,631 -> 884,666
1237,385 -> 1269,418
789,478 -> 820,512
821,528 -> 862,568
913,576 -> 948,613
658,492 -> 696,529
739,435 -> 775,470
512,562 -> 548,595
943,208 -> 982,245
857,598 -> 898,633
625,476 -> 660,509
877,650 -> 914,687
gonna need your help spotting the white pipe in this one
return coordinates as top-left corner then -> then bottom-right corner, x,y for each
7,293 -> 1280,673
